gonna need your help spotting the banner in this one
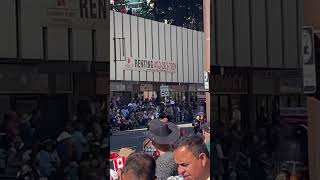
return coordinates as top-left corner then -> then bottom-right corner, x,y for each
125,57 -> 177,73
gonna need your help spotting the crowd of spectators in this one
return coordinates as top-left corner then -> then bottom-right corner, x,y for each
0,107 -> 109,180
110,95 -> 201,131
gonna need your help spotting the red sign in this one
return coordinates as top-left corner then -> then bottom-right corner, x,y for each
125,57 -> 177,73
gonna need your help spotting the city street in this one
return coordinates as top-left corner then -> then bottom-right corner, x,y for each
110,123 -> 195,152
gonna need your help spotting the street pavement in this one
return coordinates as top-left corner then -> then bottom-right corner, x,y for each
110,123 -> 194,152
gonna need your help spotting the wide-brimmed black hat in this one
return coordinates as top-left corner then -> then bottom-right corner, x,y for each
201,122 -> 210,133
143,119 -> 180,145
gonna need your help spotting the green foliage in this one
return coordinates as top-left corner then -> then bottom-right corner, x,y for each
111,0 -> 127,13
151,0 -> 203,31
111,0 -> 203,31
137,0 -> 155,19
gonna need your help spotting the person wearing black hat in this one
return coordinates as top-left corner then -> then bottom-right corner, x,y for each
143,119 -> 180,180
202,122 -> 210,154
193,112 -> 204,135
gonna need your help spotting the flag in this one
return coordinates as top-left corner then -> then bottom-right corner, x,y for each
113,157 -> 126,171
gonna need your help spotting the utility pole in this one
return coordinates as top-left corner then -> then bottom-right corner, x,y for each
307,97 -> 320,180
203,0 -> 210,121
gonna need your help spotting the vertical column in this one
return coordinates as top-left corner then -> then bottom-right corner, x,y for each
204,0 -> 211,121
307,97 -> 320,180
248,70 -> 256,131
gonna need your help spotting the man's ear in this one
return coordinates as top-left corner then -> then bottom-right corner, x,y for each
199,153 -> 207,166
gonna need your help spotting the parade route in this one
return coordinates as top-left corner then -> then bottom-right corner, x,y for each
110,123 -> 194,152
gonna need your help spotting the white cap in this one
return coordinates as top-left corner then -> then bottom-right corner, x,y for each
57,131 -> 72,142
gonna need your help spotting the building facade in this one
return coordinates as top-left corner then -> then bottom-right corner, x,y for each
0,0 -> 110,138
210,0 -> 313,178
210,0 -> 304,130
110,11 -> 205,103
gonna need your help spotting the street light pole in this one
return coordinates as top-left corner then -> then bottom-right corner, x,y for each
307,97 -> 320,180
203,0 -> 210,121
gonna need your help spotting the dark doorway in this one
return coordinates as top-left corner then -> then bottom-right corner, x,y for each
38,95 -> 68,140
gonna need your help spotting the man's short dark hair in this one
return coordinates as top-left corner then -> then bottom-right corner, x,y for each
122,153 -> 156,180
173,135 -> 209,157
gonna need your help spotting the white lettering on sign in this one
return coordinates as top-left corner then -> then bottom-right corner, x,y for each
125,57 -> 177,73
160,86 -> 169,97
140,84 -> 153,91
79,0 -> 107,19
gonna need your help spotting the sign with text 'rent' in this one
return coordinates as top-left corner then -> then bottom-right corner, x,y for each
160,86 -> 169,97
43,0 -> 108,29
302,26 -> 316,94
125,57 -> 177,73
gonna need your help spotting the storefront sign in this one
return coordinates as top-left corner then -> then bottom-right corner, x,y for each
0,65 -> 49,93
279,78 -> 302,94
188,84 -> 197,91
125,57 -> 177,73
170,85 -> 188,92
211,70 -> 248,94
253,70 -> 303,94
133,84 -> 140,92
43,0 -> 108,29
197,84 -> 205,91
110,83 -> 125,91
140,84 -> 153,91
126,84 -> 133,91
